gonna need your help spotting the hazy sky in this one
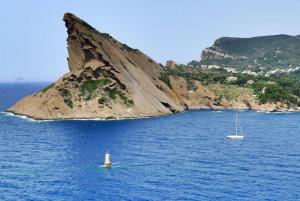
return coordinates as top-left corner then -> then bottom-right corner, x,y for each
1,0 -> 300,82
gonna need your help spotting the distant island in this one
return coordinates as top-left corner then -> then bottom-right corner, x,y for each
13,77 -> 26,83
7,13 -> 300,120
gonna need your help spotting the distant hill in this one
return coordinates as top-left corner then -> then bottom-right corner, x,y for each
192,34 -> 300,69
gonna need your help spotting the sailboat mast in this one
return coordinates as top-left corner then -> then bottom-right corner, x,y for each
235,113 -> 238,136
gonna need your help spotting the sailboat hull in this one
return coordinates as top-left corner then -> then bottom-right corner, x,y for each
226,135 -> 244,140
226,113 -> 244,140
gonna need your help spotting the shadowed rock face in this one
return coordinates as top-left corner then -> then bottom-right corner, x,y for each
7,13 -> 184,120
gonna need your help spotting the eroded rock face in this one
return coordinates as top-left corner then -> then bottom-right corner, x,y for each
201,46 -> 241,60
165,60 -> 176,69
7,13 -> 184,119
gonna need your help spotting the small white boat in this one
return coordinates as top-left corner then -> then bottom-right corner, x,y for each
104,150 -> 112,168
227,113 -> 244,140
226,135 -> 244,139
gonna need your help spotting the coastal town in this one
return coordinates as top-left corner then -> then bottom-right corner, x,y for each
190,64 -> 300,76
167,60 -> 300,77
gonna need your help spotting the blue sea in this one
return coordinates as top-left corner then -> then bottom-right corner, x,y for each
0,83 -> 299,201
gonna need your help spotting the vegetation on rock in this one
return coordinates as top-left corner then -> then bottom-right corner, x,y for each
122,43 -> 139,53
187,80 -> 197,91
104,87 -> 134,107
59,89 -> 73,108
77,78 -> 133,107
61,89 -> 71,98
98,97 -> 108,105
100,33 -> 113,39
159,74 -> 171,88
64,99 -> 73,109
79,79 -> 112,96
41,83 -> 55,93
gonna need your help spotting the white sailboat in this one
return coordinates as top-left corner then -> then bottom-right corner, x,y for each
104,150 -> 112,168
226,113 -> 244,140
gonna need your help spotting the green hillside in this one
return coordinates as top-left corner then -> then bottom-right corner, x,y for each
198,34 -> 300,68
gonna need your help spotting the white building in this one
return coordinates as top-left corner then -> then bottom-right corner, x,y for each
246,80 -> 254,85
224,68 -> 237,73
226,76 -> 237,82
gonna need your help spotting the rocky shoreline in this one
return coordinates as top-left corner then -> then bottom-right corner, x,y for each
6,102 -> 299,121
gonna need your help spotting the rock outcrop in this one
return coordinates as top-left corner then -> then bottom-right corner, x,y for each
7,13 -> 184,119
165,60 -> 177,69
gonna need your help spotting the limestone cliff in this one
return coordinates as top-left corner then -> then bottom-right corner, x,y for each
7,13 -> 183,119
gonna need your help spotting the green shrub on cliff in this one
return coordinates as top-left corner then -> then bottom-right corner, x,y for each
59,89 -> 73,108
159,74 -> 171,88
41,83 -> 55,93
187,79 -> 197,91
64,99 -> 73,109
79,79 -> 111,95
104,87 -> 134,106
98,97 -> 108,104
122,43 -> 139,53
61,89 -> 71,97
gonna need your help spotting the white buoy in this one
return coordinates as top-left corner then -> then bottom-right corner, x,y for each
104,150 -> 112,168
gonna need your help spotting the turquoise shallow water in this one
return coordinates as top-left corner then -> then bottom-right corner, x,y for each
0,83 -> 300,200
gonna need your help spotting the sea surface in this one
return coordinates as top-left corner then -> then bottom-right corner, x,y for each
0,83 -> 300,201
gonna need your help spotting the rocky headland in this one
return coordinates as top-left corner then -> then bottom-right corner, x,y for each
6,13 -> 299,120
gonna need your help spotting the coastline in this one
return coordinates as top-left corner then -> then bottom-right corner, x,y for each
2,111 -> 172,122
3,106 -> 297,122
